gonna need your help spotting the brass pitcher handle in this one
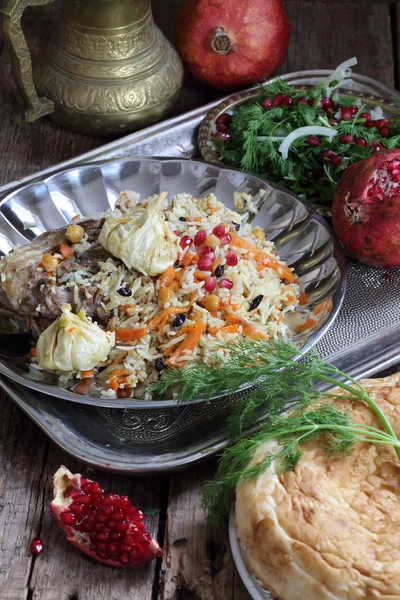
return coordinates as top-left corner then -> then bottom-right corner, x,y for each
1,0 -> 55,122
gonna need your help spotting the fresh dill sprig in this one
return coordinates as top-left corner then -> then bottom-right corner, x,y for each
201,403 -> 400,527
153,339 -> 399,446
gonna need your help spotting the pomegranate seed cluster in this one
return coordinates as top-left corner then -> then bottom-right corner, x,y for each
60,477 -> 152,565
175,221 -> 238,293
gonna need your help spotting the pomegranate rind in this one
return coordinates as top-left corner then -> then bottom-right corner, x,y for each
175,0 -> 290,91
332,149 -> 400,269
50,465 -> 163,567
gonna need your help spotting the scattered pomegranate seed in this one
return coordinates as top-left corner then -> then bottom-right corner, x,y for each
329,118 -> 339,126
340,134 -> 354,144
216,113 -> 231,125
325,108 -> 332,118
331,156 -> 342,166
321,149 -> 334,158
225,251 -> 238,266
360,112 -> 371,122
321,97 -> 334,109
214,132 -> 231,142
307,135 -> 320,146
296,97 -> 308,105
356,137 -> 368,147
272,93 -> 284,106
204,277 -> 216,292
174,230 -> 180,236
216,123 -> 228,134
261,97 -> 273,110
50,466 -> 163,568
194,230 -> 207,246
197,245 -> 213,257
219,233 -> 231,245
305,170 -> 315,180
372,141 -> 384,153
380,126 -> 390,138
197,256 -> 214,271
349,105 -> 359,115
180,235 -> 192,250
282,96 -> 293,106
212,223 -> 226,238
376,118 -> 390,128
219,278 -> 233,290
341,107 -> 353,121
30,536 -> 44,556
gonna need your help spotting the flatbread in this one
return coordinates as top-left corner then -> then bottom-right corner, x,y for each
235,373 -> 400,600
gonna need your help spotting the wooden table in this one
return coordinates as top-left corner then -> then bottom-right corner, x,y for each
0,1 -> 398,598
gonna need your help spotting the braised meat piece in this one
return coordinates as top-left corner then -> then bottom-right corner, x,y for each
0,218 -> 110,323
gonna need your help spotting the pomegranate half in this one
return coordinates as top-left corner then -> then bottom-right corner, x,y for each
50,466 -> 163,567
175,0 -> 290,91
331,149 -> 400,269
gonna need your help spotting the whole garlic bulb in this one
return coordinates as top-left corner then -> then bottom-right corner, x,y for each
99,192 -> 178,276
36,304 -> 115,372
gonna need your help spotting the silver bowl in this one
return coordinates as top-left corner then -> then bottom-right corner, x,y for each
0,157 -> 346,408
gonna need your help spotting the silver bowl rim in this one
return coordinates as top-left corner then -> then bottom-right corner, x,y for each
0,157 -> 347,409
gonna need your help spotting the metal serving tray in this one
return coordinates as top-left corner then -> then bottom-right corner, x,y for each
1,71 -> 400,473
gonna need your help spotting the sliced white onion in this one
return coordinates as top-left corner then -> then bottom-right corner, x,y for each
256,136 -> 286,142
278,126 -> 337,159
370,106 -> 384,120
324,57 -> 358,98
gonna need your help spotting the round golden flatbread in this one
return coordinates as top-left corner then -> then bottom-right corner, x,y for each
235,373 -> 400,600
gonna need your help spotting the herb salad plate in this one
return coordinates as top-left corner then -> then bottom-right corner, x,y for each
0,69 -> 399,473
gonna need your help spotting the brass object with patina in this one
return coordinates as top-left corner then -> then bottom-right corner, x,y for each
1,0 -> 184,135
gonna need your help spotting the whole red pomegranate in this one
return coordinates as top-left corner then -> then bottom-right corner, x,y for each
175,0 -> 290,91
50,466 -> 163,567
332,149 -> 400,269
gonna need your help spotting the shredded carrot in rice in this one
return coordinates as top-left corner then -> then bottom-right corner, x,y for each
160,265 -> 176,287
115,327 -> 147,342
209,324 -> 238,335
81,369 -> 94,379
194,271 -> 208,281
182,252 -> 197,267
168,322 -> 206,367
230,232 -> 295,283
149,295 -> 197,334
225,314 -> 268,339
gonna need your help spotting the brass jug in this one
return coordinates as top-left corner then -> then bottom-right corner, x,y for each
1,0 -> 184,135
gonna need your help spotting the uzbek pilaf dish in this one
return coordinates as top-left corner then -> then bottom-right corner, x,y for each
0,191 -> 303,398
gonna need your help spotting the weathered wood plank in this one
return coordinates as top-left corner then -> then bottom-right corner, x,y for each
0,392 -> 48,600
283,2 -> 394,85
158,460 -> 250,600
28,446 -> 165,600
